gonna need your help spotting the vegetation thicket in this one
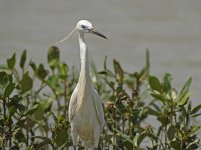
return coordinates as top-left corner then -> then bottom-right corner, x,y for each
0,47 -> 200,150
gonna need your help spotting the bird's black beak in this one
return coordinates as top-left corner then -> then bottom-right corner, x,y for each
89,29 -> 108,39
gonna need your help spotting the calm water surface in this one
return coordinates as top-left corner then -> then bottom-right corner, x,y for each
0,0 -> 201,104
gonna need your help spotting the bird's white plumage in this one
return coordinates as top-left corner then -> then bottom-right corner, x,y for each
64,20 -> 107,149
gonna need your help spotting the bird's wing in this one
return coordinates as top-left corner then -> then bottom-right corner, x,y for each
91,87 -> 105,128
68,86 -> 78,121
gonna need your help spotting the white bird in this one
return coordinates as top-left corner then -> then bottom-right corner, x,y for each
53,20 -> 107,150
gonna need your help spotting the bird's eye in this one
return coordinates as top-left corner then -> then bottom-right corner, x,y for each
81,25 -> 87,29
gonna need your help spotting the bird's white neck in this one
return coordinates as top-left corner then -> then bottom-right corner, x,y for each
78,31 -> 90,86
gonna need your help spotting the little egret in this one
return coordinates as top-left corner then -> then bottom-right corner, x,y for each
53,20 -> 107,149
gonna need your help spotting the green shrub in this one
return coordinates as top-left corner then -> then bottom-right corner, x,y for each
0,47 -> 200,150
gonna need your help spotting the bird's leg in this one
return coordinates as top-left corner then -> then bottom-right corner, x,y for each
94,126 -> 101,149
71,124 -> 78,150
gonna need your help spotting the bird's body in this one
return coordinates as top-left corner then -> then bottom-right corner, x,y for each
64,20 -> 107,149
69,84 -> 104,148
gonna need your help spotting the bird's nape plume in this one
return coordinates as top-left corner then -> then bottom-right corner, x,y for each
51,27 -> 76,46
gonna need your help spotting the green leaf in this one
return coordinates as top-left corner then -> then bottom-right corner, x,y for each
0,72 -> 13,97
48,46 -> 60,70
157,116 -> 169,125
34,100 -> 52,120
186,139 -> 199,149
139,67 -> 148,82
4,83 -> 15,98
145,49 -> 150,75
15,131 -> 26,143
176,78 -> 192,104
105,69 -> 116,78
20,50 -> 27,69
150,93 -> 166,104
44,99 -> 52,113
163,73 -> 172,95
55,127 -> 68,146
98,71 -> 108,75
170,140 -> 180,149
8,95 -> 22,106
0,72 -> 10,86
25,104 -> 39,116
34,103 -> 45,120
20,72 -> 33,94
9,105 -> 17,117
37,64 -> 48,80
57,63 -> 68,79
190,125 -> 201,135
113,59 -> 124,80
139,49 -> 150,81
34,136 -> 52,145
10,95 -> 22,103
133,132 -> 140,147
133,132 -> 147,147
30,61 -> 37,72
178,92 -> 192,107
25,117 -> 36,129
104,55 -> 107,70
7,53 -> 16,70
47,75 -> 59,89
123,140 -> 133,149
15,119 -> 26,127
179,77 -> 192,97
191,112 -> 201,118
149,76 -> 161,92
146,107 -> 161,117
17,104 -> 26,114
191,104 -> 201,115
167,125 -> 176,140
113,128 -> 133,144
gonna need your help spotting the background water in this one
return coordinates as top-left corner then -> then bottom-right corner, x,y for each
0,0 -> 201,106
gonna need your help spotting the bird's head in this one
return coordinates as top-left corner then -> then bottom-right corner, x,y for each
51,19 -> 107,45
76,20 -> 107,39
76,20 -> 93,33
